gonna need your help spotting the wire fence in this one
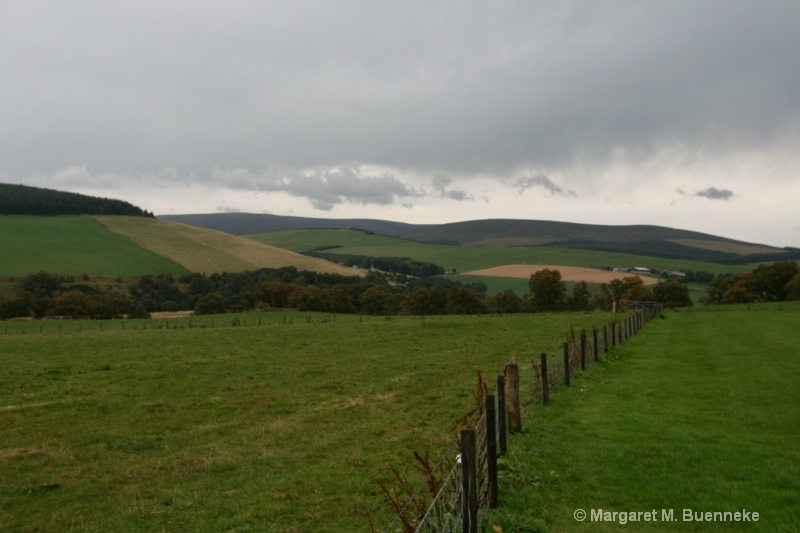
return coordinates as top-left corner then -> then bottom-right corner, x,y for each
382,305 -> 665,533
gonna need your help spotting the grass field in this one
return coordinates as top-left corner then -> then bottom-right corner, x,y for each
0,311 -> 614,532
486,302 -> 800,532
0,216 -> 189,276
249,229 -> 754,279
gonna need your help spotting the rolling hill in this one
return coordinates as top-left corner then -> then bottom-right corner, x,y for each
0,216 -> 360,277
163,212 -> 800,266
249,228 -> 756,277
159,213 -> 787,253
158,212 -> 431,236
95,216 -> 359,276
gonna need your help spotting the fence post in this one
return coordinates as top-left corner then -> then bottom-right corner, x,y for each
496,374 -> 507,454
485,394 -> 498,508
461,429 -> 478,533
593,327 -> 599,362
603,325 -> 608,353
504,364 -> 521,432
541,353 -> 549,405
563,342 -> 570,386
580,330 -> 586,371
611,321 -> 616,347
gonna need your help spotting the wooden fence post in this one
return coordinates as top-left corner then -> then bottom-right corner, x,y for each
603,325 -> 608,353
580,330 -> 586,371
541,353 -> 549,405
563,342 -> 570,386
461,429 -> 478,533
485,394 -> 498,508
497,374 -> 507,454
593,327 -> 599,362
611,321 -> 616,347
504,364 -> 521,432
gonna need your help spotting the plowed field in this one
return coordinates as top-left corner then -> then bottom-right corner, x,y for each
463,264 -> 660,284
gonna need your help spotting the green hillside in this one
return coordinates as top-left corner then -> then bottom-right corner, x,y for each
97,217 -> 359,276
0,216 -> 188,276
0,216 -> 361,278
248,229 -> 754,276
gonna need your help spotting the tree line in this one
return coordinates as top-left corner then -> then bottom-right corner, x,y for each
0,267 -> 684,320
0,183 -> 153,217
2,261 -> 796,320
703,260 -> 800,304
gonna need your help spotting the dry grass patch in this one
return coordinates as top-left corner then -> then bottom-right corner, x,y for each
95,216 -> 361,275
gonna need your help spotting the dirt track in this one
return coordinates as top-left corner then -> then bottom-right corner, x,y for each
462,264 -> 660,285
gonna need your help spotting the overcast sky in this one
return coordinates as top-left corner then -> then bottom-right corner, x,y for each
2,1 -> 799,247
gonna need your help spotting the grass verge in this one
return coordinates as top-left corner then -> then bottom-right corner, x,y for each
485,303 -> 800,532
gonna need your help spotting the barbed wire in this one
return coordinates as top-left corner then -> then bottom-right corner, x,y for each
384,307 -> 667,532
383,411 -> 490,533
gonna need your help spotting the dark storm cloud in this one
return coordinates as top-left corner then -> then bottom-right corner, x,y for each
2,0 -> 799,179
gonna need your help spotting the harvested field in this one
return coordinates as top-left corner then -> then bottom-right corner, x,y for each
462,264 -> 660,285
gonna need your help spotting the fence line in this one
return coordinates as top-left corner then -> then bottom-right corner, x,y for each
383,304 -> 664,532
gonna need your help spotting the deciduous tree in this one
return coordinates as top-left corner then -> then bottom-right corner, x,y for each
528,269 -> 566,312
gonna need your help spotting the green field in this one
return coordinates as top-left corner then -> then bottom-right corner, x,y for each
0,311 -> 614,532
249,229 -> 754,276
3,303 -> 797,532
487,302 -> 800,532
0,216 -> 189,276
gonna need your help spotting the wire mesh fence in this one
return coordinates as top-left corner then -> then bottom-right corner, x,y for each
382,305 -> 665,533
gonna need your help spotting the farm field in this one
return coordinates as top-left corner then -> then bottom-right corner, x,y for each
463,264 -> 661,285
0,216 -> 189,277
0,216 -> 360,278
0,311 -> 615,532
248,229 -> 754,278
97,217 -> 358,276
487,302 -> 800,532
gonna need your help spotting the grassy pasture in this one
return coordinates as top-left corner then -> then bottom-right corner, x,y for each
0,311 -> 613,532
249,229 -> 753,280
0,216 -> 189,277
488,302 -> 800,532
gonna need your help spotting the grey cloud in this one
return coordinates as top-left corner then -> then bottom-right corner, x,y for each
694,187 -> 735,201
211,166 -> 422,212
2,1 -> 798,179
431,176 -> 473,201
514,175 -> 577,197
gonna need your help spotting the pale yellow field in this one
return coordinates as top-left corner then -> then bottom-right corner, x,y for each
463,264 -> 660,285
94,216 -> 361,276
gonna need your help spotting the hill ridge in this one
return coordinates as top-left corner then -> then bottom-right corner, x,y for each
159,213 -> 784,253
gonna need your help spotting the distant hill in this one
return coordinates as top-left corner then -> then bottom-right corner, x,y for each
158,212 -> 430,236
160,213 -> 794,260
395,219 -> 771,248
0,183 -> 152,217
